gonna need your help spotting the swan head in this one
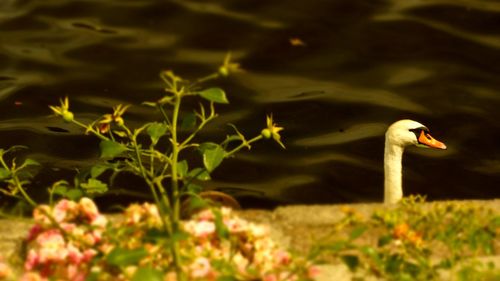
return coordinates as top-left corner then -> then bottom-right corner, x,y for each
386,119 -> 447,150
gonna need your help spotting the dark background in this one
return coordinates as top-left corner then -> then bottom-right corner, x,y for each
1,0 -> 499,208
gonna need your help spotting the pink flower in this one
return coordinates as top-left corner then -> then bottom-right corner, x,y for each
32,205 -> 51,225
92,214 -> 107,228
79,197 -> 99,220
35,229 -> 67,264
225,218 -> 246,233
307,265 -> 320,278
82,249 -> 97,263
274,250 -> 291,265
66,244 -> 84,264
195,209 -> 215,221
65,264 -> 87,281
60,222 -> 76,233
263,274 -> 277,281
189,257 -> 213,279
26,224 -> 43,241
25,249 -> 39,271
53,199 -> 77,222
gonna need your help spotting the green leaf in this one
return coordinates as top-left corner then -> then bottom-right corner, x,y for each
198,87 -> 229,104
199,142 -> 219,152
349,226 -> 367,240
202,144 -> 225,172
106,247 -> 148,267
188,168 -> 211,181
0,168 -> 11,180
132,267 -> 163,281
147,122 -> 169,145
177,160 -> 188,178
91,164 -> 109,178
85,272 -> 99,281
65,189 -> 84,200
436,259 -> 453,270
81,178 -> 108,194
100,140 -> 127,158
341,255 -> 360,272
214,209 -> 229,239
323,241 -> 349,253
52,184 -> 68,195
189,196 -> 208,212
385,254 -> 403,274
491,216 -> 500,227
378,235 -> 393,247
186,183 -> 203,194
181,112 -> 197,130
361,246 -> 382,265
23,159 -> 40,167
171,230 -> 190,243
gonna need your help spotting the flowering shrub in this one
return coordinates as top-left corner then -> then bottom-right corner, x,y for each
18,199 -> 317,281
182,207 -> 317,280
22,198 -> 107,280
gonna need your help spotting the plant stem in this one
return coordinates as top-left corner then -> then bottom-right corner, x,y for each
72,119 -> 109,141
194,73 -> 219,85
225,135 -> 263,158
169,90 -> 184,278
158,105 -> 172,126
129,132 -> 173,236
12,173 -> 36,207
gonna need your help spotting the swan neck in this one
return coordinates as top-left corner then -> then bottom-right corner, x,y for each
384,140 -> 404,204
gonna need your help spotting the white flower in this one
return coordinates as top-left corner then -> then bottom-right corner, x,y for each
185,221 -> 216,238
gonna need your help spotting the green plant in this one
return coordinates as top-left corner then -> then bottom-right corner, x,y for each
311,197 -> 499,281
47,55 -> 285,279
0,146 -> 40,207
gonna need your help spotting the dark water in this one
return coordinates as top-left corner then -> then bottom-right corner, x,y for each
1,0 -> 500,208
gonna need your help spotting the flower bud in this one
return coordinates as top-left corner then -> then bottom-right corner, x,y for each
218,66 -> 229,77
261,128 -> 271,139
115,117 -> 124,127
62,111 -> 74,123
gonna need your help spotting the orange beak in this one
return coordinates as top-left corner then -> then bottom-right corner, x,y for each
418,131 -> 447,149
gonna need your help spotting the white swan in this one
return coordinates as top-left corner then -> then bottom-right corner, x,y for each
384,120 -> 447,204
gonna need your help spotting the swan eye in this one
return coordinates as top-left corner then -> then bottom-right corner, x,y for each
409,127 -> 428,139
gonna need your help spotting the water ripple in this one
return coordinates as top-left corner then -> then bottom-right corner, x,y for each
237,73 -> 429,113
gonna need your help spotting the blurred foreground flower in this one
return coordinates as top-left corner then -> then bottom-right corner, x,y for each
23,198 -> 107,280
22,199 -> 316,280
